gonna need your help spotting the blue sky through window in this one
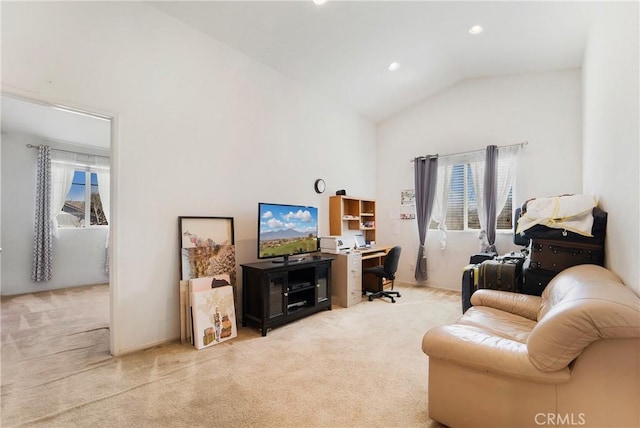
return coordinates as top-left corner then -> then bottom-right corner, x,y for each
67,171 -> 99,200
67,171 -> 85,201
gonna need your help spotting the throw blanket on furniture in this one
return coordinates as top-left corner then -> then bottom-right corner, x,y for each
516,194 -> 597,237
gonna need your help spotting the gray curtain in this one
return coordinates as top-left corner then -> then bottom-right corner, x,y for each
32,145 -> 52,282
483,145 -> 498,253
414,155 -> 438,281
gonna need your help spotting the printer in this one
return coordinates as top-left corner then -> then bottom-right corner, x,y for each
320,236 -> 353,254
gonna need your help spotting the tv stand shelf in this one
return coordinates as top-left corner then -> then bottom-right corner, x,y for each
241,256 -> 333,336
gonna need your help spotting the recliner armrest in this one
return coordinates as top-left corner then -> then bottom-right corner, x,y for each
422,324 -> 570,384
470,289 -> 541,321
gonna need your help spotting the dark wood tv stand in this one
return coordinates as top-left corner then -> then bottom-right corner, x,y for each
241,256 -> 333,336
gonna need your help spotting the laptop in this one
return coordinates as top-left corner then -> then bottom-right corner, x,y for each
354,234 -> 367,249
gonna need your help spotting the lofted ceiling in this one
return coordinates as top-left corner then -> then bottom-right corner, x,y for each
0,1 -> 603,142
151,0 -> 600,122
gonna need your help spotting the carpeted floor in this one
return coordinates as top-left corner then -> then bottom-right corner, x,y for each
1,283 -> 457,427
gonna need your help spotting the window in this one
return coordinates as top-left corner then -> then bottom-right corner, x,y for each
431,162 -> 513,231
58,169 -> 108,227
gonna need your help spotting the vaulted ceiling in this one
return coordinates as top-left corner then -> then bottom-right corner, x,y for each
1,1 -> 602,146
151,1 -> 600,122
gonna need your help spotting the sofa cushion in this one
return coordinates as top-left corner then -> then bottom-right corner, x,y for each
458,306 -> 536,344
471,289 -> 541,321
538,264 -> 624,320
528,265 -> 640,372
422,324 -> 571,383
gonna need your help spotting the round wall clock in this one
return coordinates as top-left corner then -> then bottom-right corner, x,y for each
314,178 -> 326,194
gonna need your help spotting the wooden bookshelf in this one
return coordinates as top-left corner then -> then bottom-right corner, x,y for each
329,195 -> 376,243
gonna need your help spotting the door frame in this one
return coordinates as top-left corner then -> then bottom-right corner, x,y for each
0,90 -> 119,356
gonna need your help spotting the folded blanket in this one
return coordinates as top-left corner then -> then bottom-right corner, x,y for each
516,194 -> 597,237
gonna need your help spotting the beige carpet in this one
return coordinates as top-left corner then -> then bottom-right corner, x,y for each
1,283 -> 458,427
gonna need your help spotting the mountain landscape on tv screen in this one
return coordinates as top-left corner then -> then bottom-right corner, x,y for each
259,228 -> 315,240
259,229 -> 317,258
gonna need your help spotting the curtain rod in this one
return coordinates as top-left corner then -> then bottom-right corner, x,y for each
25,143 -> 109,159
411,141 -> 528,162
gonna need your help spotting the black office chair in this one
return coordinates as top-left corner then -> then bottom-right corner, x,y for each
362,246 -> 402,303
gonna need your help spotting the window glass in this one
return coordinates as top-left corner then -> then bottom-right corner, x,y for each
90,173 -> 108,226
429,162 -> 512,231
60,170 -> 86,227
58,170 -> 108,228
467,164 -> 481,230
497,188 -> 513,229
445,164 -> 465,230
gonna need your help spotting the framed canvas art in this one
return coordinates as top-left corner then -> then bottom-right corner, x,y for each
179,216 -> 234,248
191,284 -> 237,350
181,245 -> 237,283
183,275 -> 233,346
179,216 -> 235,281
189,274 -> 231,291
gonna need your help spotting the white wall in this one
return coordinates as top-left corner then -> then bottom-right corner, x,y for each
1,133 -> 109,295
376,70 -> 583,290
583,2 -> 639,295
1,2 -> 376,354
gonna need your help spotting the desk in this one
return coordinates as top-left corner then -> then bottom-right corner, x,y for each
355,246 -> 393,258
358,246 -> 393,292
325,246 -> 392,307
361,251 -> 388,261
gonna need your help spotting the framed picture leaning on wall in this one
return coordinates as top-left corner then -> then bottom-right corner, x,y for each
178,216 -> 235,282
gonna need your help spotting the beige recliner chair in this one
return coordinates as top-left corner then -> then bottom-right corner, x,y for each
422,264 -> 640,428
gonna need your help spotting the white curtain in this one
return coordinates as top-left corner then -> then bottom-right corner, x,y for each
431,163 -> 453,249
50,152 -> 78,237
470,146 -> 520,251
495,146 -> 519,224
95,156 -> 110,275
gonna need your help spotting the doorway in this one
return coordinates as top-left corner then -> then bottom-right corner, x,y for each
0,93 -> 115,355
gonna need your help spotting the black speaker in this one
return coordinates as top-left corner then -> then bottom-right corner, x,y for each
336,189 -> 346,195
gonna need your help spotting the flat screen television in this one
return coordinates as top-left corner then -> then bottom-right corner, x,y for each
258,202 -> 319,262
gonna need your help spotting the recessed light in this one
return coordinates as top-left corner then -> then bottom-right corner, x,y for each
313,0 -> 327,5
388,62 -> 400,71
468,25 -> 483,35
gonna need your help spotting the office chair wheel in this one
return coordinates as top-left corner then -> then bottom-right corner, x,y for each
368,295 -> 374,301
397,293 -> 401,297
390,297 -> 396,303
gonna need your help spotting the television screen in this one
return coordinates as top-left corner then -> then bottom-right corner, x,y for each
258,202 -> 318,261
